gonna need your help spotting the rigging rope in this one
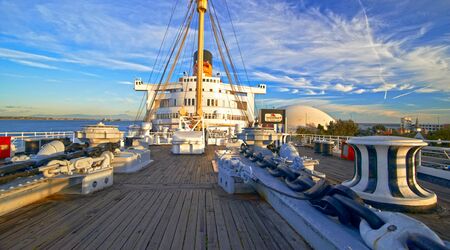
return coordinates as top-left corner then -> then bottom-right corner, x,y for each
208,6 -> 251,125
221,0 -> 256,118
223,0 -> 250,84
133,0 -> 182,124
145,1 -> 195,122
156,7 -> 195,111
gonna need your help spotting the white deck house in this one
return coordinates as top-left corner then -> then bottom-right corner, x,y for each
134,76 -> 266,132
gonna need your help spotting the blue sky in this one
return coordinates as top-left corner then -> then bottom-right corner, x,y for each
0,0 -> 449,123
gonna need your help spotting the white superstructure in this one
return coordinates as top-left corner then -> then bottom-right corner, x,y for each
134,75 -> 266,132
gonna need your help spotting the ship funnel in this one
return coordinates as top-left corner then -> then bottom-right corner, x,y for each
194,50 -> 213,77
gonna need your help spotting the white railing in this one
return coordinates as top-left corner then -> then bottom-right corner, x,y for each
421,146 -> 450,169
0,131 -> 75,153
145,131 -> 174,145
287,134 -> 352,150
290,133 -> 449,170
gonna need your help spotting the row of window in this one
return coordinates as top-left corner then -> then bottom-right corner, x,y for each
156,113 -> 180,119
207,99 -> 218,107
184,98 -> 195,106
169,88 -> 226,93
155,113 -> 247,121
203,113 -> 247,120
159,99 -> 176,107
182,78 -> 220,83
159,98 -> 247,110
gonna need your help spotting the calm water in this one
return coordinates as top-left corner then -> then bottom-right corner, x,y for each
0,120 -> 135,133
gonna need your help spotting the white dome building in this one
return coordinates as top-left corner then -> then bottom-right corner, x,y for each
283,105 -> 335,131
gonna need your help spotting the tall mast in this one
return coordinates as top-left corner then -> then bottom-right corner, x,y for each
196,0 -> 207,117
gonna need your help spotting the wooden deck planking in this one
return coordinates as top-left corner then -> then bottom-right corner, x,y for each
181,189 -> 198,250
108,191 -> 162,249
296,146 -> 450,241
228,199 -> 256,250
0,146 -> 310,249
206,189 -> 219,250
5,190 -> 124,249
220,198 -> 244,250
141,191 -> 183,249
195,188 -> 208,250
122,191 -> 175,249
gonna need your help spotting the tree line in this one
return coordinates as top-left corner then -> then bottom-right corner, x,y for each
295,119 -> 450,142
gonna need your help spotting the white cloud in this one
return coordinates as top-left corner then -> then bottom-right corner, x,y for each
118,81 -> 133,85
371,83 -> 397,93
0,48 -> 152,72
253,71 -> 313,88
0,48 -> 57,62
333,84 -> 354,93
225,0 -> 450,93
398,84 -> 414,90
416,87 -> 438,93
304,89 -> 325,96
9,59 -> 59,70
277,87 -> 290,92
353,89 -> 366,94
291,89 -> 299,94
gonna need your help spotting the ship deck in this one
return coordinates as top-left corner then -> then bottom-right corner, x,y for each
296,146 -> 450,241
0,146 -> 310,250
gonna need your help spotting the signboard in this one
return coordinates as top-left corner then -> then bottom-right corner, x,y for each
0,136 -> 11,159
265,113 -> 283,123
260,109 -> 286,124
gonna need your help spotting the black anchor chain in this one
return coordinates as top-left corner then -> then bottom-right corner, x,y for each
239,144 -> 448,250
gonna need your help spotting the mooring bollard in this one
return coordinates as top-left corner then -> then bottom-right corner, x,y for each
343,136 -> 437,212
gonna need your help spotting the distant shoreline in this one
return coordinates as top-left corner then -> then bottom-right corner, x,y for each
0,117 -> 124,121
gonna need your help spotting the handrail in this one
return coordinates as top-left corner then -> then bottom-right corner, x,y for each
290,133 -> 450,144
0,131 -> 75,136
0,131 -> 76,154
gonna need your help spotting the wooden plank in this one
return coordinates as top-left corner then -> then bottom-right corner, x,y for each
220,196 -> 244,250
182,189 -> 199,250
148,190 -> 185,249
134,191 -> 181,249
170,190 -> 194,250
206,189 -> 219,250
0,197 -> 59,234
233,200 -> 267,250
211,191 -> 232,250
76,191 -> 147,249
195,189 -> 207,250
82,191 -> 155,249
258,202 -> 311,250
2,190 -> 124,249
107,190 -> 162,249
122,190 -> 174,249
247,201 -> 293,250
228,199 -> 256,250
0,196 -> 74,239
46,191 -> 139,249
158,190 -> 190,249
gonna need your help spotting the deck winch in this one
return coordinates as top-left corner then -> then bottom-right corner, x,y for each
39,151 -> 114,195
343,136 -> 437,212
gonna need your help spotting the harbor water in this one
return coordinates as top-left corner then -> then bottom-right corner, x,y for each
0,120 -> 135,133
